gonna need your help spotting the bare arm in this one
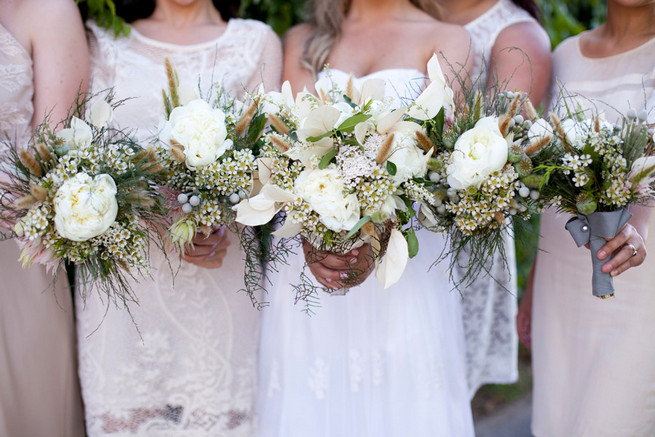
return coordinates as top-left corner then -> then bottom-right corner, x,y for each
282,24 -> 317,93
487,21 -> 552,106
26,0 -> 89,127
431,23 -> 474,99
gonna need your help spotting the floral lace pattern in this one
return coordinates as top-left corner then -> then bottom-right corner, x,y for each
458,0 -> 533,395
77,20 -> 278,436
0,24 -> 33,138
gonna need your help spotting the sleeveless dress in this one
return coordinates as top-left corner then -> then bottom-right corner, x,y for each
0,23 -> 84,437
76,20 -> 281,437
457,0 -> 536,396
531,34 -> 655,437
256,69 -> 475,437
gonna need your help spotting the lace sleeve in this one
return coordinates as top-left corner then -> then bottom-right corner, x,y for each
245,27 -> 283,93
86,21 -> 118,95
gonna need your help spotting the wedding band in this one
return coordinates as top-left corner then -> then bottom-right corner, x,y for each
627,243 -> 637,257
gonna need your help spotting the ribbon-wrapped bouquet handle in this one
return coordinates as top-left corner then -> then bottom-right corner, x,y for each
565,208 -> 632,298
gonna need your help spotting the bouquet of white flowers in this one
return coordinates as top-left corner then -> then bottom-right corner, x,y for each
405,58 -> 554,284
235,72 -> 442,295
536,108 -> 655,297
0,97 -> 166,304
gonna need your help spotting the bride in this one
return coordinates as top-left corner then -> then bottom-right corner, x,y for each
257,0 -> 475,435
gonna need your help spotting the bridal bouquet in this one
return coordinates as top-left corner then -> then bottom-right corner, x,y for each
405,58 -> 555,283
235,75 -> 437,291
155,61 -> 265,250
0,98 -> 166,303
536,109 -> 655,297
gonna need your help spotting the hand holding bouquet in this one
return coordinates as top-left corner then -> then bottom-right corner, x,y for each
537,108 -> 655,297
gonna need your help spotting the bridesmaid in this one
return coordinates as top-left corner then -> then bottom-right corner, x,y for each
0,0 -> 87,435
75,0 -> 281,435
435,0 -> 551,396
257,1 -> 476,436
521,1 -> 655,435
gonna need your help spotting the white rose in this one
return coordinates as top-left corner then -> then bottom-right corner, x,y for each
162,99 -> 231,169
527,118 -> 553,142
294,168 -> 360,232
387,130 -> 430,185
54,173 -> 118,241
447,116 -> 508,189
56,117 -> 93,150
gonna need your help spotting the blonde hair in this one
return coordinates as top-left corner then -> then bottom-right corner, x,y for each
301,0 -> 443,76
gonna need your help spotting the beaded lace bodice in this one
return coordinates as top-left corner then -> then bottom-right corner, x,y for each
0,23 -> 33,140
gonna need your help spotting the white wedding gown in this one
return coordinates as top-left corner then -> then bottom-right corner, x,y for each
257,69 -> 474,437
76,20 -> 281,437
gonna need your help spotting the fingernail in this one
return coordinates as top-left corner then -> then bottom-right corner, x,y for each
339,272 -> 348,279
598,250 -> 606,258
208,251 -> 216,259
351,249 -> 359,256
610,270 -> 617,277
325,277 -> 332,283
349,257 -> 357,264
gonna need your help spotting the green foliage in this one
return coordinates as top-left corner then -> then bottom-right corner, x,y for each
77,0 -> 130,37
240,0 -> 306,34
537,0 -> 607,47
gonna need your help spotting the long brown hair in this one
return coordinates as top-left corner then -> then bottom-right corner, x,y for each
301,0 -> 443,76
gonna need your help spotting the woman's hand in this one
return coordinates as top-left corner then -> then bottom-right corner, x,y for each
181,227 -> 231,269
597,223 -> 647,277
302,238 -> 376,290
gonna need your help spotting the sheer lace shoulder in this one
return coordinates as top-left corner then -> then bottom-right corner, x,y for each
465,0 -> 536,88
86,21 -> 119,97
0,23 -> 34,138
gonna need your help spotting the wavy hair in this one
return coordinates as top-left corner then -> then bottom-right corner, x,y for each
301,0 -> 443,76
511,0 -> 541,21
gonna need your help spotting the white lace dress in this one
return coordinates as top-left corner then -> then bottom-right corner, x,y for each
0,23 -> 84,437
531,34 -> 655,437
256,69 -> 474,437
76,20 -> 281,437
457,0 -> 536,396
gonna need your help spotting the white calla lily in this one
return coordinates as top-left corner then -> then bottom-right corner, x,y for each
86,100 -> 114,127
375,228 -> 409,289
407,54 -> 454,121
56,117 -> 93,150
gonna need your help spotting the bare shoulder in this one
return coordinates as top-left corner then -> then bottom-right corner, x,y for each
494,21 -> 551,59
18,0 -> 84,39
283,23 -> 315,52
424,20 -> 473,74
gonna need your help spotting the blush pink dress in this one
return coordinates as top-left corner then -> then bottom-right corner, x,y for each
0,22 -> 84,437
531,33 -> 655,437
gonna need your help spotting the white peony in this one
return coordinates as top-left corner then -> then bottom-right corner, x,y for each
54,173 -> 118,241
447,116 -> 508,189
294,168 -> 360,232
56,116 -> 93,150
162,99 -> 231,169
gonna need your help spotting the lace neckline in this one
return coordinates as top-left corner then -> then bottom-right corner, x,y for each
573,32 -> 655,63
320,68 -> 425,81
128,18 -> 237,51
0,22 -> 31,60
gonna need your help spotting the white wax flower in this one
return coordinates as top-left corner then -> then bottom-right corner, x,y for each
447,116 -> 508,189
294,168 -> 360,232
56,116 -> 93,150
54,173 -> 118,241
162,99 -> 231,169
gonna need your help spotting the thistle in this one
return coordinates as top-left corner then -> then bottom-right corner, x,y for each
576,192 -> 597,215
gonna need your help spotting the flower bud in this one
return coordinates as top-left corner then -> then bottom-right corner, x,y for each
576,193 -> 597,215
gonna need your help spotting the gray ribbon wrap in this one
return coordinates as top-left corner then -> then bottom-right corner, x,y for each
564,208 -> 632,298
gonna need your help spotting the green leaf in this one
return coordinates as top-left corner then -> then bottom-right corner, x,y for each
386,161 -> 397,176
435,107 -> 445,137
344,216 -> 372,240
318,148 -> 338,169
306,130 -> 334,142
405,228 -> 419,258
337,113 -> 371,133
